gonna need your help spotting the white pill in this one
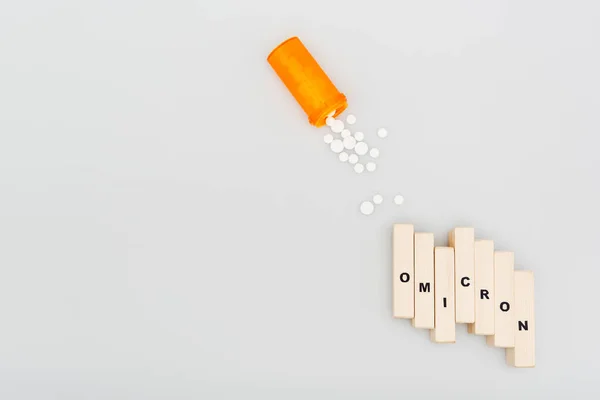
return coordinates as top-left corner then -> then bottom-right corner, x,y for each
355,142 -> 369,156
328,110 -> 336,117
323,134 -> 334,144
360,201 -> 375,216
394,195 -> 405,205
377,128 -> 388,138
346,114 -> 357,125
354,163 -> 365,174
339,152 -> 349,162
341,129 -> 351,139
331,120 -> 344,133
343,136 -> 357,150
373,194 -> 383,204
369,148 -> 380,158
348,154 -> 358,164
366,162 -> 377,172
354,131 -> 365,141
330,139 -> 344,153
326,116 -> 335,127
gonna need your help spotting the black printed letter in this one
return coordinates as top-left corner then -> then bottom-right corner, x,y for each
500,302 -> 510,312
480,289 -> 490,300
518,321 -> 529,331
399,273 -> 410,283
419,282 -> 431,292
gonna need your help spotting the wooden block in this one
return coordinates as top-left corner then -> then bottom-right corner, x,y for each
449,227 -> 475,323
486,251 -> 515,348
507,271 -> 535,368
393,224 -> 414,319
468,240 -> 495,335
412,233 -> 434,329
431,247 -> 455,343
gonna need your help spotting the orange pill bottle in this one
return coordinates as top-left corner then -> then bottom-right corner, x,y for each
267,37 -> 348,127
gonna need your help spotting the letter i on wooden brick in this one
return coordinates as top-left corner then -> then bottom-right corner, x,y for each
412,233 -> 434,329
487,251 -> 515,348
449,227 -> 475,324
507,271 -> 535,367
431,247 -> 455,343
393,224 -> 414,319
468,240 -> 495,335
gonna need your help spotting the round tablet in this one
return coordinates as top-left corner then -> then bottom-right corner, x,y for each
354,163 -> 365,174
341,129 -> 351,139
323,134 -> 334,144
348,154 -> 359,164
394,195 -> 405,205
354,131 -> 365,141
377,128 -> 388,138
369,148 -> 380,158
355,142 -> 369,156
373,194 -> 383,205
366,162 -> 377,172
331,120 -> 344,133
343,136 -> 357,150
346,114 -> 357,125
360,201 -> 374,216
339,152 -> 349,162
330,139 -> 344,153
326,116 -> 335,127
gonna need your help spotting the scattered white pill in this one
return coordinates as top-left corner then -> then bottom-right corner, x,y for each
373,194 -> 383,205
323,134 -> 334,144
343,136 -> 357,150
341,129 -> 352,139
326,116 -> 335,127
348,154 -> 359,164
339,152 -> 349,162
332,120 -> 344,133
377,128 -> 388,138
366,162 -> 377,172
394,194 -> 405,205
354,163 -> 365,174
360,201 -> 375,216
355,142 -> 369,156
330,139 -> 344,153
346,114 -> 357,125
369,148 -> 380,158
354,131 -> 364,141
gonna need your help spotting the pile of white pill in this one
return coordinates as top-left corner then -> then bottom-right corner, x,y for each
324,112 -> 383,175
321,111 -> 404,216
360,193 -> 405,216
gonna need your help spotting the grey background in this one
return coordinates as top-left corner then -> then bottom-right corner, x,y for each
1,0 -> 599,398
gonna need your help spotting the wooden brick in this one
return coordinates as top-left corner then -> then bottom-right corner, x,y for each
449,227 -> 475,323
431,247 -> 455,343
412,233 -> 434,329
486,251 -> 515,348
393,224 -> 414,318
506,271 -> 535,367
468,240 -> 495,335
